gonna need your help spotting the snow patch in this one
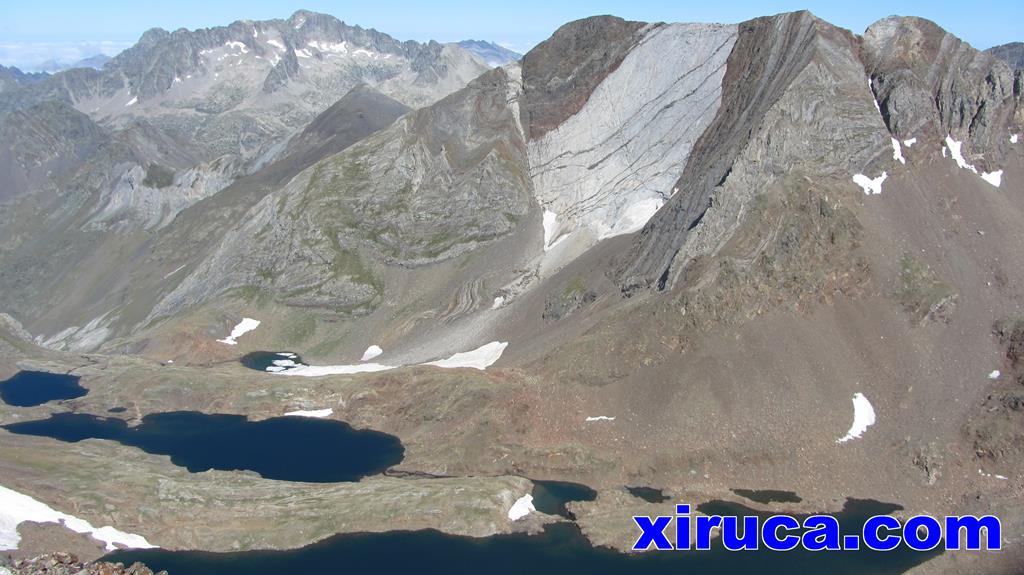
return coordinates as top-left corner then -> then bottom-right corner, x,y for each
353,48 -> 376,58
945,136 -> 974,171
837,392 -> 876,443
267,39 -> 285,51
507,494 -> 535,521
980,170 -> 1003,188
868,78 -> 881,115
891,138 -> 905,164
542,210 -> 567,251
225,41 -> 248,54
308,41 -> 348,54
295,49 -> 312,59
124,96 -> 137,107
162,264 -> 187,279
1011,134 -> 1019,144
425,342 -> 508,370
284,409 -> 333,418
360,345 -> 383,362
491,296 -> 505,310
217,318 -> 260,345
903,138 -> 917,148
0,484 -> 156,551
852,172 -> 887,195
988,370 -> 1001,380
281,363 -> 395,377
585,416 -> 615,422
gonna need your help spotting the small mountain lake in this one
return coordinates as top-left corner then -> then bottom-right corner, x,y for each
531,479 -> 598,518
626,486 -> 670,503
105,499 -> 940,574
2,411 -> 404,482
240,351 -> 305,373
0,370 -> 88,407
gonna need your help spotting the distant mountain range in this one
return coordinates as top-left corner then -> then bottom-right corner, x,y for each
457,39 -> 522,67
35,53 -> 113,73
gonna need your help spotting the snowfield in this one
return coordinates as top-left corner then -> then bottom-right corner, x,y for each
217,318 -> 260,345
284,408 -> 333,418
270,341 -> 509,377
360,345 -> 383,361
891,138 -> 905,164
853,172 -> 887,195
0,484 -> 156,551
424,341 -> 508,370
507,494 -> 536,521
945,135 -> 1003,188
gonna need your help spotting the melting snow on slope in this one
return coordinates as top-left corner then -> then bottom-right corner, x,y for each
945,135 -> 1003,188
268,342 -> 508,377
0,485 -> 156,551
425,342 -> 508,370
267,39 -> 285,51
284,408 -> 333,418
507,494 -> 536,521
989,370 -> 1001,380
225,41 -> 248,53
217,318 -> 260,345
542,210 -> 567,251
585,416 -> 615,422
281,362 -> 395,377
836,392 -> 877,443
853,172 -> 887,195
891,138 -> 905,164
903,138 -> 917,148
360,345 -> 383,362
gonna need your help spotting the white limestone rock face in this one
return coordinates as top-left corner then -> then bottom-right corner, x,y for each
527,23 -> 738,248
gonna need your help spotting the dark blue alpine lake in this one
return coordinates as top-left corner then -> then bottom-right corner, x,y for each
2,411 -> 404,482
0,370 -> 88,407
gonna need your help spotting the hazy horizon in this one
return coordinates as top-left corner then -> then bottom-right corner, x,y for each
2,0 -> 1021,71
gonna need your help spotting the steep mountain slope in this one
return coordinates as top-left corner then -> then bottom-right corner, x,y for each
0,11 -> 489,349
0,83 -> 410,349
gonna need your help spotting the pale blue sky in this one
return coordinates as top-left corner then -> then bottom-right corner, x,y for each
2,1 -> 1021,70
